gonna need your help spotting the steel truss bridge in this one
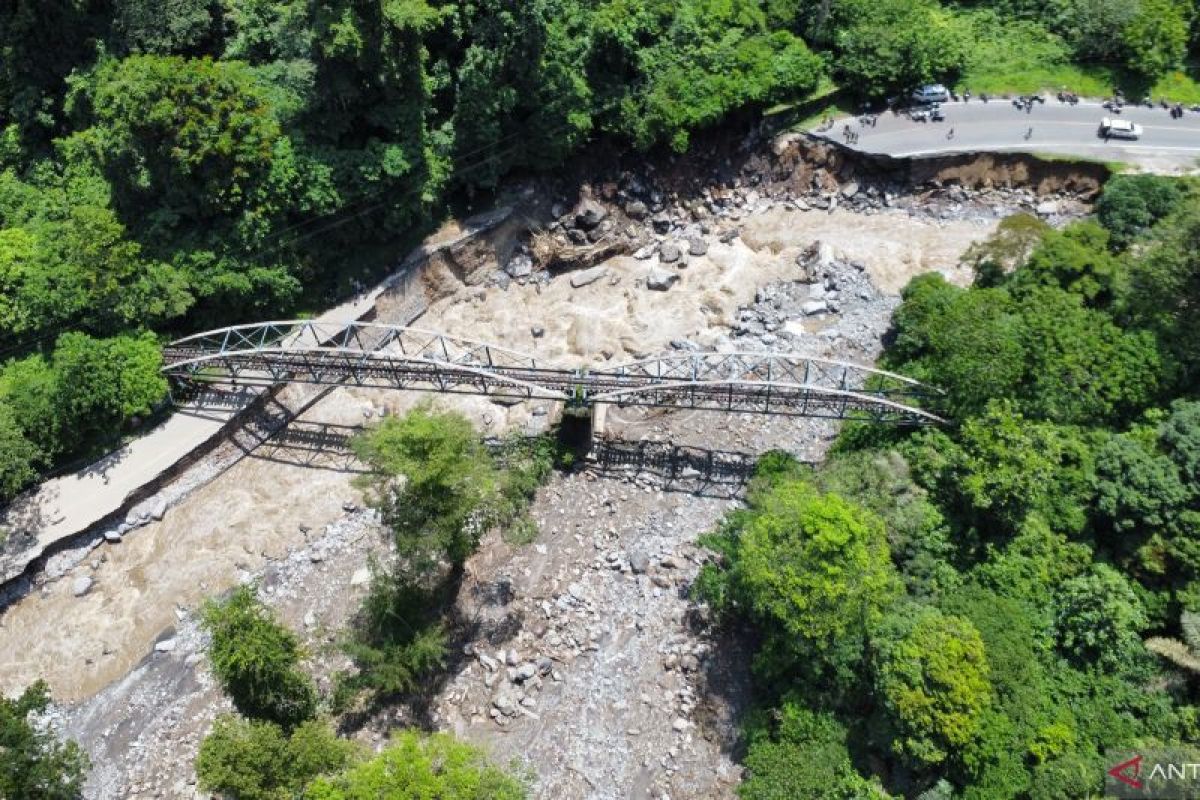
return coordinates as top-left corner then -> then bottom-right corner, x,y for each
162,321 -> 945,425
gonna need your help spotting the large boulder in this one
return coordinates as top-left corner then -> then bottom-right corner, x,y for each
624,200 -> 649,219
687,237 -> 708,257
574,199 -> 609,230
659,242 -> 682,264
505,253 -> 533,278
646,269 -> 680,291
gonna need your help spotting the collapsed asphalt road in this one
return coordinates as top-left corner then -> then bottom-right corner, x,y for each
816,98 -> 1200,171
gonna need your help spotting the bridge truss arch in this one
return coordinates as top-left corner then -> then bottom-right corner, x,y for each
162,321 -> 945,425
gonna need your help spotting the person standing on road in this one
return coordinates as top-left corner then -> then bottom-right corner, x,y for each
947,127 -> 955,140
1025,126 -> 1033,139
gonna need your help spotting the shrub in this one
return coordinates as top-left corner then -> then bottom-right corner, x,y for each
195,715 -> 356,800
305,730 -> 527,799
200,585 -> 317,727
0,681 -> 90,800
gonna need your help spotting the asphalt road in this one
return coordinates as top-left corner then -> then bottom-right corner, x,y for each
815,99 -> 1200,171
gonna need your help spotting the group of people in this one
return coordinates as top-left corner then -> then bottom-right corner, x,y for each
841,124 -> 860,144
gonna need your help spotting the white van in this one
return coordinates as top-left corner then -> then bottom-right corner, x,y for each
1098,117 -> 1143,140
911,84 -> 950,104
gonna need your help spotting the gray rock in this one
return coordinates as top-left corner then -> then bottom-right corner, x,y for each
646,269 -> 680,291
104,530 -> 123,544
493,692 -> 518,716
515,662 -> 538,682
570,266 -> 608,288
505,254 -> 533,278
841,181 -> 860,198
154,638 -> 176,653
72,576 -> 94,597
651,212 -> 672,234
150,498 -> 168,521
565,227 -> 588,245
628,551 -> 650,574
687,237 -> 708,257
624,200 -> 649,219
574,199 -> 608,230
658,242 -> 681,264
1035,199 -> 1059,217
632,244 -> 657,260
801,300 -> 828,316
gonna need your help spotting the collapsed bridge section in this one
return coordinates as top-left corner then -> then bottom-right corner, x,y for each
162,321 -> 945,426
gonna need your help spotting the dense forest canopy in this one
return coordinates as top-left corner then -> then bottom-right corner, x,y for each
697,175 -> 1200,798
3,0 -> 1200,498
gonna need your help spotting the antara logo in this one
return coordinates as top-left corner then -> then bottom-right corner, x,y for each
1108,754 -> 1144,789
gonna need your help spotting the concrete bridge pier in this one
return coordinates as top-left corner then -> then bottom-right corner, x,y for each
590,402 -> 608,439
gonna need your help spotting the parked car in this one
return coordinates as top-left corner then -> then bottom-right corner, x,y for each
911,84 -> 950,104
1098,117 -> 1143,140
908,103 -> 945,123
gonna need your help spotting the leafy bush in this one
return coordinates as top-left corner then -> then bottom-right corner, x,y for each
739,700 -> 888,799
200,585 -> 317,728
195,715 -> 356,800
334,569 -> 448,711
871,604 -> 992,768
305,730 -> 527,799
352,405 -> 501,570
833,0 -> 971,98
1052,564 -> 1148,668
0,681 -> 90,800
697,475 -> 900,691
1096,175 -> 1185,249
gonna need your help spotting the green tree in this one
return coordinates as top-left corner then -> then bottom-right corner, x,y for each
51,331 -> 166,442
698,476 -> 901,688
906,402 -> 1096,536
0,354 -> 61,456
196,715 -> 356,800
305,730 -> 527,799
885,274 -> 1026,419
1052,564 -> 1148,668
964,212 -> 1050,286
0,681 -> 90,800
334,570 -> 448,710
739,700 -> 887,799
200,585 -> 317,727
352,405 -> 500,569
872,604 -> 993,768
114,0 -> 218,55
1130,198 -> 1200,384
1015,286 -> 1162,424
833,0 -> 971,98
0,403 -> 44,503
1096,174 -> 1184,250
1122,0 -> 1189,80
66,54 -> 282,219
1012,220 -> 1123,308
